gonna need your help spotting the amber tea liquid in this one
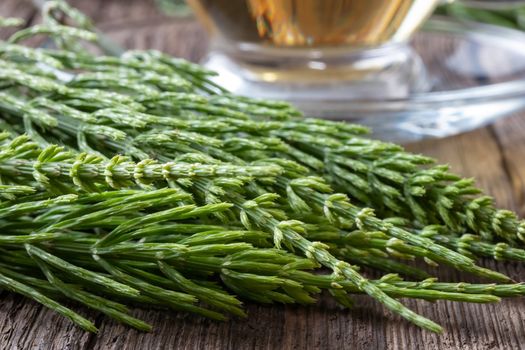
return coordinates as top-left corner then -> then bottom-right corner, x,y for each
188,0 -> 439,48
188,0 -> 439,102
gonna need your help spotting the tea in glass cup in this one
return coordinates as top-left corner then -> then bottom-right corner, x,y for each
188,0 -> 441,103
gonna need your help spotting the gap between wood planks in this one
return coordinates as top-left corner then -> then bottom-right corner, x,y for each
490,115 -> 525,216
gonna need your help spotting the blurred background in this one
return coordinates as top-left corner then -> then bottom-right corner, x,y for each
4,0 -> 524,64
4,0 -> 525,142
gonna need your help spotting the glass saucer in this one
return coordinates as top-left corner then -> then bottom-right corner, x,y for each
204,17 -> 525,143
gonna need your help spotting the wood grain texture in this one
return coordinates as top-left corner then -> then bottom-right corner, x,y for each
2,0 -> 525,349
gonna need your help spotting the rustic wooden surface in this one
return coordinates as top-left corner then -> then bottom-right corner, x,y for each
2,1 -> 525,349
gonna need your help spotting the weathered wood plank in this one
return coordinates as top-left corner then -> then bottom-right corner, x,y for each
103,20 -> 208,61
0,293 -> 92,350
69,0 -> 169,29
0,0 -> 36,40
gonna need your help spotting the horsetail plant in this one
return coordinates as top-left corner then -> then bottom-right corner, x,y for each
1,2 -> 525,334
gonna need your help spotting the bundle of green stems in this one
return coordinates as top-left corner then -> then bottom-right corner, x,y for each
1,1 -> 525,333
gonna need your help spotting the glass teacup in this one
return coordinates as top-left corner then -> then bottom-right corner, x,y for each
188,0 -> 442,104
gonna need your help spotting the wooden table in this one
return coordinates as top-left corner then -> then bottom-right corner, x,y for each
2,1 -> 525,349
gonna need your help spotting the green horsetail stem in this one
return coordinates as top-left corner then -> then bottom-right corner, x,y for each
0,134 -> 282,192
